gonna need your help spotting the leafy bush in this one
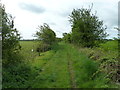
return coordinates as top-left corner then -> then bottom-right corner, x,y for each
69,6 -> 108,47
35,23 -> 56,45
36,42 -> 51,52
2,63 -> 33,88
77,40 -> 119,87
1,4 -> 21,66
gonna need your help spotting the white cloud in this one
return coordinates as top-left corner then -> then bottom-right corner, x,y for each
19,3 -> 45,14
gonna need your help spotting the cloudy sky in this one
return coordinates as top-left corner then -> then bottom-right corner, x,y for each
1,0 -> 119,39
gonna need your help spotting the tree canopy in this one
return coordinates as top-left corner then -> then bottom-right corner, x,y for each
35,23 -> 56,45
63,33 -> 72,43
68,6 -> 108,47
1,5 -> 21,64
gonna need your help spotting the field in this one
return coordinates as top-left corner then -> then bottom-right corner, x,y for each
2,40 -> 119,88
14,40 -> 119,88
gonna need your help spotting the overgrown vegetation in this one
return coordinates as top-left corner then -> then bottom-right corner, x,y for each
1,4 -> 21,65
35,23 -> 56,45
62,5 -> 119,87
77,40 -> 119,87
2,3 -> 119,89
19,41 -> 119,88
35,23 -> 56,55
64,5 -> 108,47
1,4 -> 33,88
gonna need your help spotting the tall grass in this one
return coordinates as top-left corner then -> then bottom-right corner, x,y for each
75,40 -> 119,88
64,43 -> 109,88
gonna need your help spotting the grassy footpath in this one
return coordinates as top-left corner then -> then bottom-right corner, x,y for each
19,41 -> 119,88
29,43 -> 71,88
3,40 -> 118,88
19,41 -> 113,88
61,43 -> 109,88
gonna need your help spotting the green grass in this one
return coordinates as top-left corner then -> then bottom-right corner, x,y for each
76,40 -> 119,88
3,40 -> 119,88
20,41 -> 110,88
99,40 -> 118,52
19,41 -> 40,63
30,43 -> 71,88
79,40 -> 118,61
6,40 -> 116,88
19,41 -> 70,88
63,43 -> 109,88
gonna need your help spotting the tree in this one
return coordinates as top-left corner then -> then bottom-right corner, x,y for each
114,27 -> 120,40
1,5 -> 21,64
63,33 -> 72,43
36,23 -> 56,45
69,6 -> 108,47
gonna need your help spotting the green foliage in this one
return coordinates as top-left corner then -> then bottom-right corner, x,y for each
3,41 -> 39,88
36,41 -> 51,53
35,23 -> 56,55
1,3 -> 118,88
4,40 -> 117,88
99,40 -> 118,52
114,27 -> 120,40
63,33 -> 72,43
35,23 -> 56,45
1,5 -> 21,65
2,63 -> 33,88
26,42 -> 112,88
78,40 -> 119,86
1,5 -> 33,89
56,37 -> 62,42
69,6 -> 108,47
66,43 -> 109,88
